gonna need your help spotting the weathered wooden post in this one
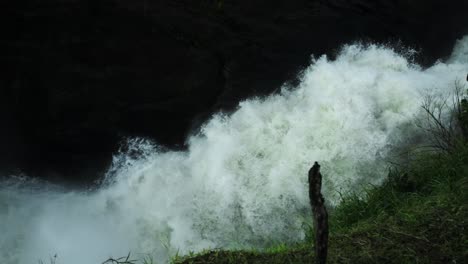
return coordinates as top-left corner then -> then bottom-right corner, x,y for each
308,162 -> 329,264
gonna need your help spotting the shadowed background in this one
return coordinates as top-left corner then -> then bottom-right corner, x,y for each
1,0 -> 467,184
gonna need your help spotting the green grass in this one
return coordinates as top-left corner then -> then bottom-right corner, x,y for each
173,143 -> 468,264
172,87 -> 468,263
102,88 -> 468,264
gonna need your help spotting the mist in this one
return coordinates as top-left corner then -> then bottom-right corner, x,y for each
1,36 -> 467,264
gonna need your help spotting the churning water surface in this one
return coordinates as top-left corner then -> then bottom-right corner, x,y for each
1,36 -> 468,264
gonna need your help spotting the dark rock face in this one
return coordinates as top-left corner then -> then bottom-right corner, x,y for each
1,0 -> 467,184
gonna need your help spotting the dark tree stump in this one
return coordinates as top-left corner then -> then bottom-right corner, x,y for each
308,161 -> 329,264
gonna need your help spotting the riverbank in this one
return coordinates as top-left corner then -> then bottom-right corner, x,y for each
174,142 -> 468,263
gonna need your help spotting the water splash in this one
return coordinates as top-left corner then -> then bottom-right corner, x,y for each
1,38 -> 467,264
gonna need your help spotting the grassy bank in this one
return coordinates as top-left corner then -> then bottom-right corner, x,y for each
173,143 -> 468,263
100,88 -> 468,264
171,85 -> 468,264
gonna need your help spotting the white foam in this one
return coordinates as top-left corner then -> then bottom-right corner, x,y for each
1,37 -> 467,264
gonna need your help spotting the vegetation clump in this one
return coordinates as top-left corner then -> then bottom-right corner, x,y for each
173,85 -> 468,264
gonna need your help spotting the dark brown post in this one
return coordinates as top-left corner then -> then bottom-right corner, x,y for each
308,162 -> 329,264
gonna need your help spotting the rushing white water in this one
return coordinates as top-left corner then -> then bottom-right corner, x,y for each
1,36 -> 467,264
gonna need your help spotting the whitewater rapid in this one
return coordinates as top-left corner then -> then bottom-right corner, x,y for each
1,36 -> 467,264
